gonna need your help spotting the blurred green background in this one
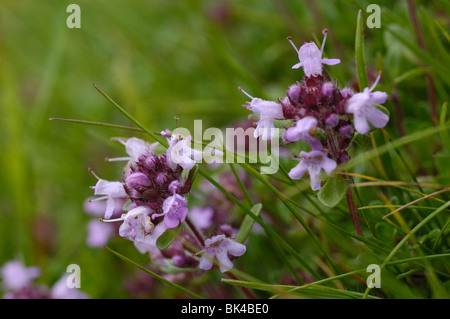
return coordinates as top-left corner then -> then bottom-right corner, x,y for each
0,0 -> 448,298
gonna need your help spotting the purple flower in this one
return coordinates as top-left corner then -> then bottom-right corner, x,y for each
117,206 -> 155,242
152,192 -> 188,229
283,116 -> 322,150
190,206 -> 214,230
1,261 -> 40,291
50,274 -> 89,299
288,150 -> 337,191
240,88 -> 283,141
198,235 -> 246,273
109,137 -> 158,164
83,197 -> 125,218
345,74 -> 388,134
133,222 -> 168,255
91,179 -> 127,219
86,220 -> 116,247
288,30 -> 340,77
166,134 -> 202,170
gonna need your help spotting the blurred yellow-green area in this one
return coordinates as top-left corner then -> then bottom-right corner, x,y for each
0,0 -> 448,298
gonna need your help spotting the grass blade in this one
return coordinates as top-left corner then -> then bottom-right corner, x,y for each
105,245 -> 205,299
355,10 -> 369,91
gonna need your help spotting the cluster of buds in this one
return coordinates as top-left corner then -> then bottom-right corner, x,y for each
241,29 -> 389,190
87,131 -> 246,273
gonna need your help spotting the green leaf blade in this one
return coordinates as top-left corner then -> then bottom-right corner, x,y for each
355,10 -> 369,91
235,203 -> 262,243
317,174 -> 348,208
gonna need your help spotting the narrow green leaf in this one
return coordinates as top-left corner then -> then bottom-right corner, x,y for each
317,174 -> 348,207
222,279 -> 379,299
363,199 -> 450,299
344,124 -> 450,172
93,84 -> 168,147
105,246 -> 204,299
156,224 -> 182,250
355,10 -> 369,91
235,203 -> 262,243
386,27 -> 450,86
440,102 -> 450,149
375,103 -> 390,118
49,117 -> 146,132
393,67 -> 426,85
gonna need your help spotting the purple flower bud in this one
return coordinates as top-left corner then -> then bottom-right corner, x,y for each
168,180 -> 181,193
340,88 -> 353,99
172,255 -> 199,268
287,84 -> 301,101
325,114 -> 339,128
339,124 -> 353,136
339,152 -> 350,163
322,83 -> 334,97
126,172 -> 151,189
145,156 -> 156,170
156,173 -> 168,184
218,224 -> 233,237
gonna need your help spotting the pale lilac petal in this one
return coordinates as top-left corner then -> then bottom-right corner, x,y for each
132,217 -> 167,254
50,275 -> 89,299
190,207 -> 214,229
284,117 -> 316,142
125,138 -> 157,162
179,157 -> 196,171
162,194 -> 188,229
249,99 -> 283,118
1,261 -> 41,291
223,239 -> 246,257
104,197 -> 116,219
367,107 -> 389,128
86,220 -> 115,247
199,254 -> 214,271
353,113 -> 371,134
164,214 -> 181,228
119,206 -> 153,241
216,251 -> 234,273
371,91 -> 388,104
292,62 -> 302,69
308,165 -> 323,191
321,58 -> 341,65
166,137 -> 201,170
118,220 -> 133,239
298,42 -> 321,60
288,162 -> 308,180
345,94 -> 367,114
83,197 -> 125,218
254,118 -> 275,141
302,57 -> 323,76
321,157 -> 337,175
94,180 -> 126,198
